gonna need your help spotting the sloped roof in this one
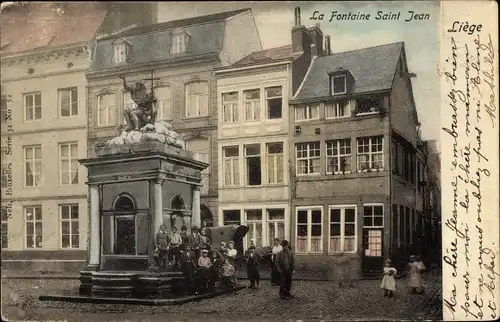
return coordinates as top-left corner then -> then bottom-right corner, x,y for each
293,42 -> 404,101
89,9 -> 251,72
230,45 -> 301,67
1,3 -> 109,55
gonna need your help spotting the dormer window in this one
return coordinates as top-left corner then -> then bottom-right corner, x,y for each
332,75 -> 347,95
112,38 -> 131,64
172,34 -> 186,54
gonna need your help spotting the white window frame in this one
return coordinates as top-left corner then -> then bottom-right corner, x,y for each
155,86 -> 174,121
266,208 -> 286,245
185,82 -> 209,118
222,91 -> 239,124
223,146 -> 240,186
244,209 -> 264,248
1,208 -> 8,249
331,75 -> 347,95
265,86 -> 283,120
325,100 -> 350,119
295,104 -> 319,121
295,142 -> 321,176
24,92 -> 42,121
357,136 -> 384,172
244,89 -> 261,122
60,204 -> 79,249
113,44 -> 127,63
59,142 -> 78,186
266,142 -> 284,184
24,145 -> 42,187
172,34 -> 186,54
326,139 -> 352,174
295,206 -> 323,254
328,205 -> 357,253
97,93 -> 116,126
25,205 -> 42,249
59,87 -> 78,117
362,203 -> 385,228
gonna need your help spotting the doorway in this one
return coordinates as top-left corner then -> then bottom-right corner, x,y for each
362,228 -> 384,272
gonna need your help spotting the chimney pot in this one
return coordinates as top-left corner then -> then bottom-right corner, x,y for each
315,23 -> 320,29
294,7 -> 301,26
325,35 -> 331,55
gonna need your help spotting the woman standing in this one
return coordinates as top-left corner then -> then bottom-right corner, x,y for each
270,238 -> 283,285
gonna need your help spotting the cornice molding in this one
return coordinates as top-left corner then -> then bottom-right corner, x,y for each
1,44 -> 89,67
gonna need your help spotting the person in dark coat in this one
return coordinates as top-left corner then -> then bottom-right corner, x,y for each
180,225 -> 190,252
190,227 -> 201,258
276,240 -> 295,299
271,238 -> 283,285
154,225 -> 170,271
179,244 -> 197,294
246,245 -> 261,289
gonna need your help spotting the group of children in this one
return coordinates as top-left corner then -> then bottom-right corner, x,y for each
380,254 -> 427,298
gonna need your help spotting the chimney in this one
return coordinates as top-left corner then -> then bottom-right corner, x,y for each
291,7 -> 311,54
294,7 -> 301,26
325,35 -> 331,55
308,23 -> 324,57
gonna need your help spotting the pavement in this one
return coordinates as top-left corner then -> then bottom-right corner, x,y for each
1,269 -> 442,321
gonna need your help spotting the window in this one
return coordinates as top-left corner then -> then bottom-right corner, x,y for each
1,95 -> 7,123
267,209 -> 285,243
404,207 -> 410,245
296,142 -> 320,175
223,210 -> 241,225
59,87 -> 78,117
60,204 -> 79,248
245,144 -> 261,186
24,92 -> 42,120
329,206 -> 356,253
326,100 -> 350,118
1,208 -> 8,249
222,91 -> 239,123
59,143 -> 78,185
186,82 -> 208,117
331,75 -> 347,94
356,96 -> 383,114
265,86 -> 282,119
192,152 -> 210,194
326,139 -> 351,173
417,161 -> 424,194
97,93 -> 116,126
24,145 -> 41,187
267,142 -> 284,184
296,207 -> 322,253
25,206 -> 42,248
172,34 -> 186,54
295,104 -> 319,121
392,205 -> 399,248
397,143 -> 404,176
155,86 -> 173,120
244,89 -> 260,121
113,44 -> 127,63
245,210 -> 263,248
357,136 -> 384,171
363,204 -> 384,227
223,146 -> 239,186
399,205 -> 405,246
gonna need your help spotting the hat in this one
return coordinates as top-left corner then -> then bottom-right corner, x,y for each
181,225 -> 187,231
191,226 -> 199,231
409,255 -> 416,260
228,241 -> 235,245
201,249 -> 209,253
386,258 -> 392,263
249,245 -> 256,250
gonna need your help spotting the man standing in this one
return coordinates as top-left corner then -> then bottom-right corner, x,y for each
169,226 -> 182,268
190,227 -> 201,259
179,244 -> 197,295
154,225 -> 170,271
275,240 -> 295,299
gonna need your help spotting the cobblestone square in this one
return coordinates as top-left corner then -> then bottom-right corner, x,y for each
2,271 -> 442,321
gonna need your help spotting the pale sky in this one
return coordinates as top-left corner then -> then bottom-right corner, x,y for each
158,1 -> 440,145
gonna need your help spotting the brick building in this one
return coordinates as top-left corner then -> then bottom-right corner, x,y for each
85,9 -> 262,240
288,41 -> 434,277
0,2 -> 156,271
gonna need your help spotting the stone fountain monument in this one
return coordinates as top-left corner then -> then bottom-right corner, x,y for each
77,74 -> 208,299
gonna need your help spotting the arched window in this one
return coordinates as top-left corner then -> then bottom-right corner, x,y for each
171,195 -> 185,210
113,194 -> 136,212
185,81 -> 208,117
97,93 -> 116,126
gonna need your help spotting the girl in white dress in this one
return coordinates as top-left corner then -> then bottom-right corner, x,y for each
380,258 -> 397,298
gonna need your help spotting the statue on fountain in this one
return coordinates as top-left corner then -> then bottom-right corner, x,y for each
119,75 -> 157,131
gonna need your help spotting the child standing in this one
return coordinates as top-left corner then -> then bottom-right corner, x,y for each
408,255 -> 426,294
246,245 -> 261,289
380,259 -> 397,298
220,258 -> 237,292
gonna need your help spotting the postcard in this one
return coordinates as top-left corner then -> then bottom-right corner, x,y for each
0,1 -> 498,321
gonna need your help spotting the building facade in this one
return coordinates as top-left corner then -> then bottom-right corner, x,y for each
289,42 -> 430,277
85,9 -> 262,231
0,2 -> 155,271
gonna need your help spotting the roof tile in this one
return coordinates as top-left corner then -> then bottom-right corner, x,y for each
232,45 -> 300,67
